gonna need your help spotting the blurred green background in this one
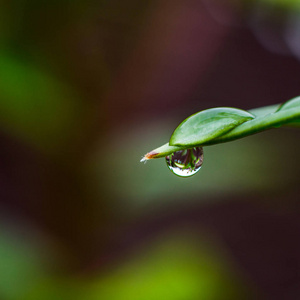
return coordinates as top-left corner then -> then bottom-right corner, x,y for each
0,0 -> 300,299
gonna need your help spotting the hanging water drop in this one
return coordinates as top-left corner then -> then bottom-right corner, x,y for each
165,147 -> 203,177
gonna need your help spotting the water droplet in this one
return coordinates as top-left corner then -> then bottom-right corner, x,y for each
165,147 -> 203,177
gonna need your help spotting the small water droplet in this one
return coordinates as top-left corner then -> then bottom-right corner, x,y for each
165,147 -> 203,177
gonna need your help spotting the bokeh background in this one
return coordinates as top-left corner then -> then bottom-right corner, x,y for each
1,0 -> 300,299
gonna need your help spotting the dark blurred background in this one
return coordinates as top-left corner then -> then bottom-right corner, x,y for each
0,0 -> 300,299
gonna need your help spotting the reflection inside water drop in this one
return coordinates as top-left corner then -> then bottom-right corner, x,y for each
165,147 -> 203,177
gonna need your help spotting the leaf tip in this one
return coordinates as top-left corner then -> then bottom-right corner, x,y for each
140,151 -> 159,162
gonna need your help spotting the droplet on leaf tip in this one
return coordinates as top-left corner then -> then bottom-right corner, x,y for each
165,147 -> 203,177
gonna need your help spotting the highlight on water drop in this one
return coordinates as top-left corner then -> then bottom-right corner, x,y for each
165,147 -> 203,177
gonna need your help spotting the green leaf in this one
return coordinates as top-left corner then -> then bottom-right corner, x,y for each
169,108 -> 254,147
248,104 -> 280,117
276,96 -> 300,111
142,97 -> 300,161
205,107 -> 300,145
